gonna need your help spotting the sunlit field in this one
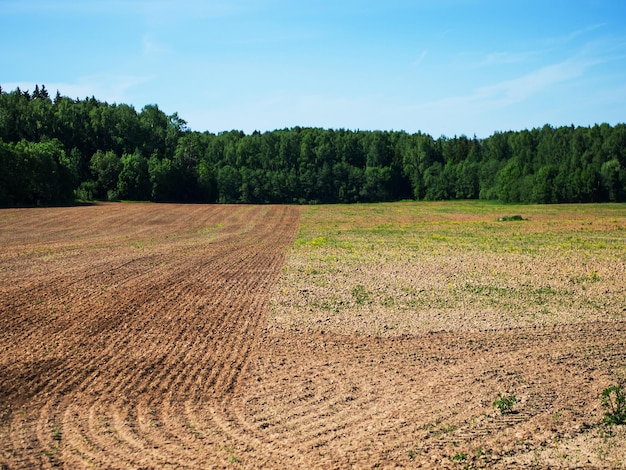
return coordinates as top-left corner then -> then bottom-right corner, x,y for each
263,201 -> 626,467
270,201 -> 626,335
2,201 -> 625,468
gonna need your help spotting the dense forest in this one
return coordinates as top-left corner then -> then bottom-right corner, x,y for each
1,84 -> 625,206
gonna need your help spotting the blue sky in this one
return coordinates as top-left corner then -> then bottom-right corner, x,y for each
2,0 -> 626,137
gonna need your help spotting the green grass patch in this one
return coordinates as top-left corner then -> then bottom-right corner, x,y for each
271,201 -> 626,335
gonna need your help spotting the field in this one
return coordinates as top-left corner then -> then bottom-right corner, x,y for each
1,201 -> 625,468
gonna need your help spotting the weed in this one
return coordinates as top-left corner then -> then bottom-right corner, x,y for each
493,393 -> 518,415
305,236 -> 328,247
453,452 -> 468,461
442,423 -> 457,434
304,264 -> 320,275
51,423 -> 62,441
224,445 -> 239,463
602,384 -> 626,426
352,284 -> 369,305
198,223 -> 224,234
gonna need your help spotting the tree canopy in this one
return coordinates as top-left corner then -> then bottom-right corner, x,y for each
1,85 -> 624,206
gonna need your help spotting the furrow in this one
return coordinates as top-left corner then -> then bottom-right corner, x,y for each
0,204 -> 301,468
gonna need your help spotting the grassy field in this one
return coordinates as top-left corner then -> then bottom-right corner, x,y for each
264,200 -> 626,466
270,199 -> 626,338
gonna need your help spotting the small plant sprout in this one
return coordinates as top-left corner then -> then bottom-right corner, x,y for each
493,393 -> 518,415
602,384 -> 626,426
351,284 -> 369,305
453,452 -> 468,461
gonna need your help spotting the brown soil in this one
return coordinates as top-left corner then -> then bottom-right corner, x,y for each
1,203 -> 625,468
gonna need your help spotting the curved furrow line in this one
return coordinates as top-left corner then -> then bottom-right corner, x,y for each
99,206 -> 298,462
229,322 -> 613,465
173,208 -> 301,464
240,373 -> 433,456
19,355 -> 137,468
45,287 -> 246,465
3,412 -> 53,469
221,350 -> 400,462
83,404 -> 189,469
136,226 -> 300,464
243,378 -> 378,438
72,404 -> 167,469
1,205 -> 301,468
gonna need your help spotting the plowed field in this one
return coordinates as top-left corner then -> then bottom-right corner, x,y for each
0,203 -> 300,468
1,202 -> 625,469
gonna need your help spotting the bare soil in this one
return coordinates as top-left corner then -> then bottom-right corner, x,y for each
1,203 -> 625,468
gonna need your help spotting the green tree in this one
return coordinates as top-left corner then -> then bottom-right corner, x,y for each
0,139 -> 72,205
531,165 -> 558,203
148,154 -> 175,201
197,159 -> 217,202
117,151 -> 150,200
423,162 -> 447,200
601,159 -> 625,201
217,165 -> 241,203
139,104 -> 169,159
496,158 -> 523,202
90,150 -> 122,200
360,166 -> 392,202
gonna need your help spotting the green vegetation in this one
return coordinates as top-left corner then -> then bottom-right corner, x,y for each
351,284 -> 369,305
51,423 -> 62,442
493,393 -> 518,415
1,85 -> 625,206
453,452 -> 468,461
270,201 -> 626,336
602,384 -> 626,426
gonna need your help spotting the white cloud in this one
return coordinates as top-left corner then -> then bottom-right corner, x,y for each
426,58 -> 587,113
3,75 -> 153,104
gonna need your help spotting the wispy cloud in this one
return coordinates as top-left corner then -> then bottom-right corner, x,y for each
479,50 -> 539,67
414,51 -> 428,67
3,75 -> 153,103
544,23 -> 605,47
402,57 -> 593,136
472,59 -> 586,106
430,59 -> 585,114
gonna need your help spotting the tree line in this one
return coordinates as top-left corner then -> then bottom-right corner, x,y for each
1,85 -> 625,206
